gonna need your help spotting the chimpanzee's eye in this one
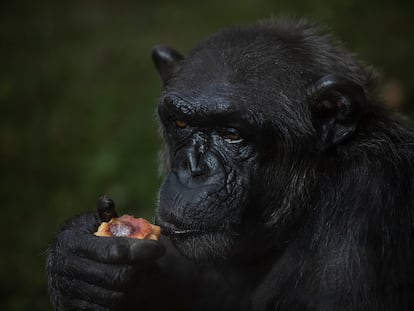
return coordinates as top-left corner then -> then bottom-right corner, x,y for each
221,128 -> 242,142
175,120 -> 188,129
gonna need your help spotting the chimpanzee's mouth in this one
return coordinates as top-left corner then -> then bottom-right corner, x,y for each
155,217 -> 207,236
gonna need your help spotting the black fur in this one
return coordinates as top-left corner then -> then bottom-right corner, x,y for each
47,19 -> 414,311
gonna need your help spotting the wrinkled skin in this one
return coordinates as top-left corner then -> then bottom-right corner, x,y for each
47,19 -> 414,310
156,91 -> 259,262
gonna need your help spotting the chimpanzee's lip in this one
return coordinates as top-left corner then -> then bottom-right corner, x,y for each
155,217 -> 206,236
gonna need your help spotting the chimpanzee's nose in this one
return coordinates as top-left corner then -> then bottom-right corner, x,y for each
185,137 -> 206,177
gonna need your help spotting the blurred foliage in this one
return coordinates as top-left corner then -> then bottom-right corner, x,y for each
0,0 -> 413,310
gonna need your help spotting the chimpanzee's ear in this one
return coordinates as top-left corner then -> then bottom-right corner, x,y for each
307,74 -> 366,151
152,45 -> 184,85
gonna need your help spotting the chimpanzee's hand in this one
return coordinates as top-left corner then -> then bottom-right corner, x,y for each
46,198 -> 165,311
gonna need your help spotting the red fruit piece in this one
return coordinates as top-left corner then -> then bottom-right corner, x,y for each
94,215 -> 161,240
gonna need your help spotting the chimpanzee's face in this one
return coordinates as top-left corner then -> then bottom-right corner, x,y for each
155,78 -> 261,261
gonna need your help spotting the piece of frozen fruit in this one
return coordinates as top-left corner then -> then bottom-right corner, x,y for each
94,215 -> 161,240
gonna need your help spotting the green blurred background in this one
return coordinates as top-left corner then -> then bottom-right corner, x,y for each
1,0 -> 413,309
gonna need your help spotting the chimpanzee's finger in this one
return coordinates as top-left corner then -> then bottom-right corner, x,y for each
58,230 -> 165,263
55,254 -> 157,290
96,195 -> 118,222
57,276 -> 127,310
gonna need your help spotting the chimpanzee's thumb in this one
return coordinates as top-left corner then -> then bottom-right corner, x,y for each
96,195 -> 118,222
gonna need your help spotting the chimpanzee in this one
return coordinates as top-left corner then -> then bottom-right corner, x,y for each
46,19 -> 414,311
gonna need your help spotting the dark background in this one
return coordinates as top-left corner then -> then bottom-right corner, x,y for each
1,0 -> 413,310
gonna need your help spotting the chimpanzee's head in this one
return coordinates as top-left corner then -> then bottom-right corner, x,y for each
153,20 -> 370,263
